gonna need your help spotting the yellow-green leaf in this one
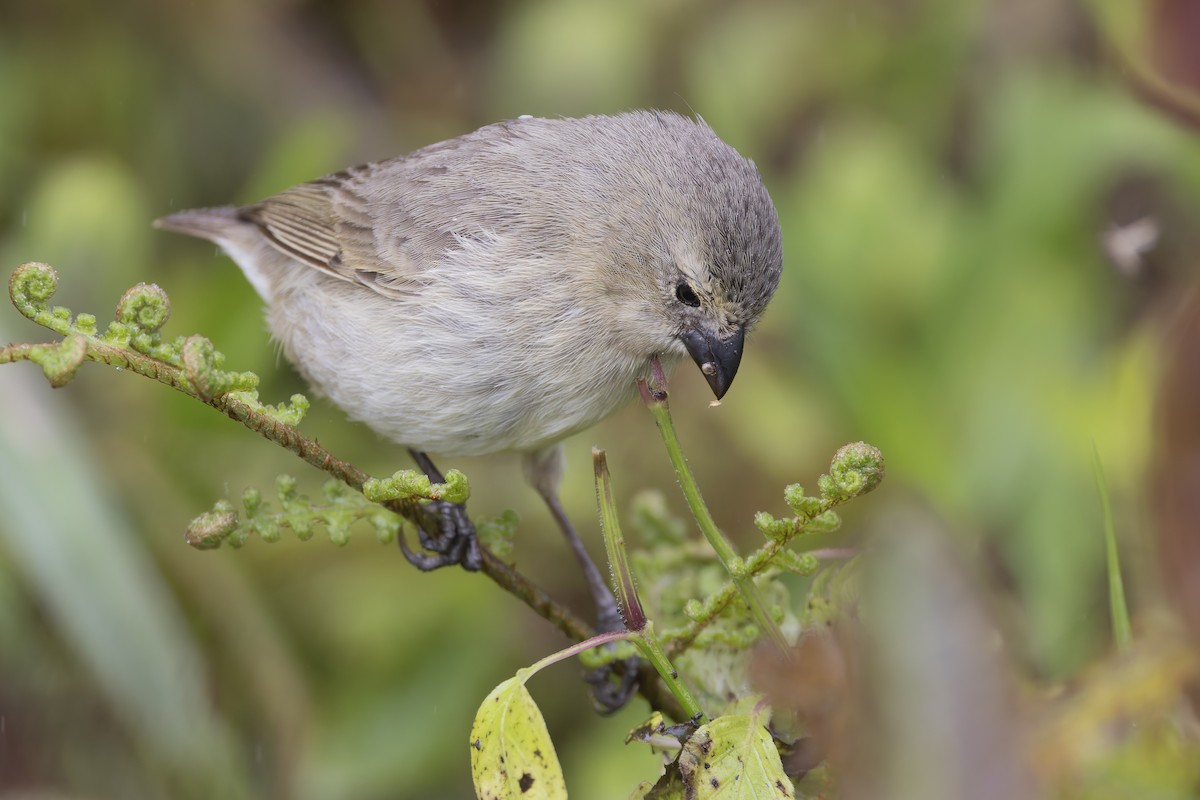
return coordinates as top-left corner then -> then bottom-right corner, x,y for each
469,675 -> 567,800
678,714 -> 795,799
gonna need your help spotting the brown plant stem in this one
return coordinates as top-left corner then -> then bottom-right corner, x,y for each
2,333 -> 686,718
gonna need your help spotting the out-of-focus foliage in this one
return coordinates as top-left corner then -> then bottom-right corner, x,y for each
2,1 -> 1200,799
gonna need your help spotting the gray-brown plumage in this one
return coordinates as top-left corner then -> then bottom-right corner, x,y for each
157,111 -> 782,653
159,111 -> 780,462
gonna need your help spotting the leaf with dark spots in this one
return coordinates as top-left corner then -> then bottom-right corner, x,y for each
469,675 -> 566,799
677,714 -> 795,798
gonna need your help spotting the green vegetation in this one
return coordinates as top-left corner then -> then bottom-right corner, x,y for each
3,2 -> 1200,798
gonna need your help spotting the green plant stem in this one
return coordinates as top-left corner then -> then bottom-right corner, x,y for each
594,448 -> 647,630
1092,443 -> 1131,652
593,447 -> 703,719
522,630 -> 636,677
664,583 -> 741,656
641,377 -> 790,655
664,488 -> 864,656
664,532 -> 810,657
633,622 -> 705,721
523,629 -> 705,722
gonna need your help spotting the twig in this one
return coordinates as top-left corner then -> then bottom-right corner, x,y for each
2,263 -> 686,718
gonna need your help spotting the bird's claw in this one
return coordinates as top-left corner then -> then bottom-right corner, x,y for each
582,594 -> 642,713
399,498 -> 482,571
585,656 -> 641,714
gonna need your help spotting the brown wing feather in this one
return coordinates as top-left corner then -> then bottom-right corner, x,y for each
241,171 -> 425,298
238,126 -> 527,299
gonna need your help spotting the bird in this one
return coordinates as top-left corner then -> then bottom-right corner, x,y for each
156,110 -> 783,650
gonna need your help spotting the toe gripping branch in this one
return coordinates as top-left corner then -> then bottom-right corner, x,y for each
399,449 -> 483,571
400,497 -> 483,571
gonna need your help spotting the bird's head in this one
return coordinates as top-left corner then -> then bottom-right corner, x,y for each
633,132 -> 783,399
560,112 -> 782,400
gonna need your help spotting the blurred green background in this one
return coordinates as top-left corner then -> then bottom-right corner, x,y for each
2,1 -> 1199,798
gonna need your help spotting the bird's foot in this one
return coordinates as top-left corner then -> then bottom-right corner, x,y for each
398,497 -> 483,571
399,450 -> 483,572
583,594 -> 641,714
534,483 -> 644,712
585,655 -> 641,714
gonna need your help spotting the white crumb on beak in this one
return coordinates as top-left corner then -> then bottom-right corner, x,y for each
709,399 -> 722,408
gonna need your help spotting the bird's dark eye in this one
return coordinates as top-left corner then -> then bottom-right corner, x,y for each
675,282 -> 701,307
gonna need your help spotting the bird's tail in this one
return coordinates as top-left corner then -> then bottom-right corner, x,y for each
153,206 -> 243,242
154,205 -> 282,302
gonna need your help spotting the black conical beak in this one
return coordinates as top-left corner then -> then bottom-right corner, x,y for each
680,325 -> 746,400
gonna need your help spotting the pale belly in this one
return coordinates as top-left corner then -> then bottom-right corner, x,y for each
263,267 -> 666,456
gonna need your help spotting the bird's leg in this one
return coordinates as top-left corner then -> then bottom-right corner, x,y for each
523,446 -> 624,628
398,449 -> 482,572
520,444 -> 637,714
538,488 -> 640,713
541,491 -> 625,633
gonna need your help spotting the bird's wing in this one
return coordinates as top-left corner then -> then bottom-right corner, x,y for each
240,143 -> 485,299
